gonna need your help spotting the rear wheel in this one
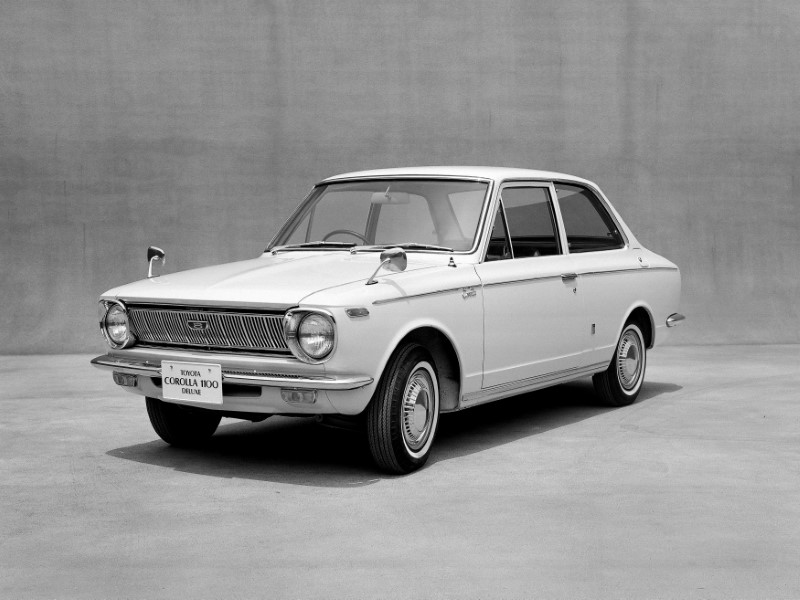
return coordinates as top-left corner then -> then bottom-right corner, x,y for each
146,397 -> 221,446
593,322 -> 647,406
366,343 -> 440,474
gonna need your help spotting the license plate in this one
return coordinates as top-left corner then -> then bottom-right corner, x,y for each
162,361 -> 223,404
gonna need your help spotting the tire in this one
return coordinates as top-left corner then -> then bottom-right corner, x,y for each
593,322 -> 647,407
366,343 -> 440,474
145,397 -> 221,446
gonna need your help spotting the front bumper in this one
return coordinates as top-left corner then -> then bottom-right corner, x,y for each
91,354 -> 373,390
91,352 -> 375,416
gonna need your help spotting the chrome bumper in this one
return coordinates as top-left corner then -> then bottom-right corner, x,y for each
90,354 -> 373,391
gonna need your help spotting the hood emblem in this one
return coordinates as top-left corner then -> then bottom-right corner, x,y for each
187,319 -> 210,331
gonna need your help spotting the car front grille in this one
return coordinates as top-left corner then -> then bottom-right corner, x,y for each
128,305 -> 290,354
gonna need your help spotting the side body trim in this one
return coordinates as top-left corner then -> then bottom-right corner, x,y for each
482,274 -> 564,288
580,266 -> 679,276
372,287 -> 464,306
373,266 -> 678,304
460,360 -> 609,409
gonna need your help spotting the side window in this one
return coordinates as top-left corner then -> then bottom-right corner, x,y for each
555,184 -> 624,253
501,186 -> 560,258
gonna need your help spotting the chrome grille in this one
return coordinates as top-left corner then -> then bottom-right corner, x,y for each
128,306 -> 289,353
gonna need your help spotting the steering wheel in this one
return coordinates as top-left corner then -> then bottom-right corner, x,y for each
322,229 -> 370,244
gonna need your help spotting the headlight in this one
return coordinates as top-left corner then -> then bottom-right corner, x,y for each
284,310 -> 336,363
99,301 -> 136,349
298,313 -> 335,359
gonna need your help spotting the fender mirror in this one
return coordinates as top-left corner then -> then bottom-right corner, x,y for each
366,247 -> 407,285
147,246 -> 166,278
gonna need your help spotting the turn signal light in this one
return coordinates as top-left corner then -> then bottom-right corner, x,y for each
281,389 -> 317,404
112,372 -> 138,387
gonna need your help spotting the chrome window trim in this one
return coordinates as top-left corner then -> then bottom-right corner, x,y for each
490,181 -> 564,261
265,185 -> 318,251
479,179 -> 566,262
498,195 -> 513,259
550,178 -> 630,253
483,177 -> 631,253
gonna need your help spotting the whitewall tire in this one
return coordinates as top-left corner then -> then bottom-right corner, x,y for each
593,322 -> 647,407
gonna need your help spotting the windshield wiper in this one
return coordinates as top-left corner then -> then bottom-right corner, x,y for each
271,241 -> 356,253
361,242 -> 454,252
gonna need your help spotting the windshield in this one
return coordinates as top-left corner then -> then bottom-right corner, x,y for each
272,179 -> 490,252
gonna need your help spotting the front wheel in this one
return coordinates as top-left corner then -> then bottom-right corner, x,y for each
146,397 -> 221,446
593,322 -> 647,407
366,343 -> 440,474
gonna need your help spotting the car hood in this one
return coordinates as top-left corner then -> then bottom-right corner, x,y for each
102,251 -> 441,309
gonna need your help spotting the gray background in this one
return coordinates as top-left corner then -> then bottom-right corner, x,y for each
1,1 -> 798,354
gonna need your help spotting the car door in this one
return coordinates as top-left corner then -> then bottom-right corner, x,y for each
553,182 -> 639,366
474,182 -> 586,392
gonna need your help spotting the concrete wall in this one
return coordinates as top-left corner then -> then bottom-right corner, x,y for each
1,1 -> 798,353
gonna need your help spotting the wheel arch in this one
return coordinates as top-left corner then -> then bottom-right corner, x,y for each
625,305 -> 655,349
378,325 -> 463,413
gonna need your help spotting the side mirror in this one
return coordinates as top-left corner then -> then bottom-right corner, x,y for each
147,246 -> 166,278
366,247 -> 407,285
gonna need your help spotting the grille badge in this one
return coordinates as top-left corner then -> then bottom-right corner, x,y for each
187,319 -> 210,331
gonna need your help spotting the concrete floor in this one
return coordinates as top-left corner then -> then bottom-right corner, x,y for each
1,346 -> 799,599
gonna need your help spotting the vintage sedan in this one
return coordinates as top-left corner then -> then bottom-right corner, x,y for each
92,167 -> 683,473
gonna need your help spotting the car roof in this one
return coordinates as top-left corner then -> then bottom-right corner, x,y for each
321,166 -> 597,187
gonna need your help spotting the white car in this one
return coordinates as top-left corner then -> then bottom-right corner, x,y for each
92,167 -> 684,473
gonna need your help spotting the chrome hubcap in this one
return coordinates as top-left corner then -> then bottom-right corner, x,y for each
402,367 -> 434,452
617,328 -> 643,391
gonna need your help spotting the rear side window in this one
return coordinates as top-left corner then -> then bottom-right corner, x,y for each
555,184 -> 624,253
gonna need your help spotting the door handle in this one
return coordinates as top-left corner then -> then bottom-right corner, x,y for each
561,273 -> 578,282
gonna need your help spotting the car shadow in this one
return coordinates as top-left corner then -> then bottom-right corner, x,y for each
106,379 -> 682,487
430,379 -> 681,466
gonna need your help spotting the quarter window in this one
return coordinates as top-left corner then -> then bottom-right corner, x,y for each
485,203 -> 511,261
555,184 -> 624,252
